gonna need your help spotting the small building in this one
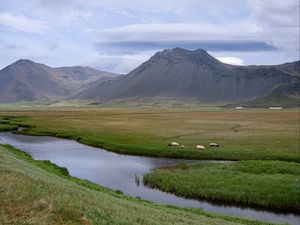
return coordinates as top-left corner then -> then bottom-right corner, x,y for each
235,106 -> 244,109
269,107 -> 283,110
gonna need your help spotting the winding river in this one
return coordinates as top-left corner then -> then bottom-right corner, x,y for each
0,132 -> 298,225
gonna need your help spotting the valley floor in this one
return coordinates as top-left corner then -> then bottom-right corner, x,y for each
0,108 -> 299,162
0,107 -> 298,224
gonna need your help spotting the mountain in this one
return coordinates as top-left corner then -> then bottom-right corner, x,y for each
76,48 -> 300,103
239,81 -> 300,107
0,59 -> 119,102
50,66 -> 119,95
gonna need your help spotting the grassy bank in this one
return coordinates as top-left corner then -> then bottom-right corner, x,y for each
0,145 -> 272,225
0,116 -> 21,131
0,108 -> 299,162
144,160 -> 300,211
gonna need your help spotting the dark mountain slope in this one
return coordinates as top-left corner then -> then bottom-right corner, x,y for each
275,61 -> 300,77
76,48 -> 299,103
240,81 -> 300,107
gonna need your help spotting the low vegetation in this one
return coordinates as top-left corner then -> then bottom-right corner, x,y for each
144,160 -> 300,211
0,144 -> 273,225
0,108 -> 299,224
0,115 -> 31,131
0,108 -> 299,162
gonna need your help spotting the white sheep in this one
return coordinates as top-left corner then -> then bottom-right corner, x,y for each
168,142 -> 179,147
210,143 -> 219,147
196,145 -> 205,150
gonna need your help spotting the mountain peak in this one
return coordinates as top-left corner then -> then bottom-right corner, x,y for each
161,47 -> 207,54
151,47 -> 221,66
14,59 -> 36,65
159,47 -> 208,54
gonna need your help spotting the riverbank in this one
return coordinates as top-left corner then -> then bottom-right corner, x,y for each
0,144 -> 272,225
144,161 -> 300,211
0,108 -> 299,162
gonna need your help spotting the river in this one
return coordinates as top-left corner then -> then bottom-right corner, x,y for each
0,132 -> 298,225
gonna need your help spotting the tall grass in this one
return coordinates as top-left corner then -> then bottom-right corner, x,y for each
144,160 -> 300,211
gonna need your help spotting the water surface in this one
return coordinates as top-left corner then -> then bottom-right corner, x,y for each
0,132 -> 298,225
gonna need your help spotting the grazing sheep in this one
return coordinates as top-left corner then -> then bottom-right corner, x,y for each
210,143 -> 219,147
168,142 -> 179,147
179,145 -> 185,148
196,145 -> 205,150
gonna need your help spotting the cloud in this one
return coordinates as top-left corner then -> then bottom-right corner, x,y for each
96,40 -> 276,53
248,0 -> 299,28
89,53 -> 151,74
113,10 -> 136,19
0,12 -> 50,34
92,23 -> 276,54
217,57 -> 245,65
247,0 -> 299,57
93,23 -> 257,42
0,0 -> 298,73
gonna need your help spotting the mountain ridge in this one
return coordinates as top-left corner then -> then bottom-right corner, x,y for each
1,48 -> 299,104
0,59 -> 120,103
76,48 -> 300,103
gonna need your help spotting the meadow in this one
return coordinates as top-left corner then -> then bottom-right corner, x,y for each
0,107 -> 299,162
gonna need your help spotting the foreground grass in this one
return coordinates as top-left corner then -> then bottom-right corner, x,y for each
0,145 -> 272,225
144,161 -> 300,211
0,108 -> 299,162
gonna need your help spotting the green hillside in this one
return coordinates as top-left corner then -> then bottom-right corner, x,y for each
0,145 -> 270,225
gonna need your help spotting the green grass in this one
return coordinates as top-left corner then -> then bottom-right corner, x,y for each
2,144 -> 70,177
0,108 -> 299,162
0,145 -> 273,225
0,115 -> 31,130
0,116 -> 21,131
0,108 -> 299,224
144,160 -> 300,211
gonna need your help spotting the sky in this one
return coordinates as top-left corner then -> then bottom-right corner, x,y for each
0,0 -> 299,74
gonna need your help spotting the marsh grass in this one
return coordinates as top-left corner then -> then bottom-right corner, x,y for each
0,115 -> 29,131
144,160 -> 300,211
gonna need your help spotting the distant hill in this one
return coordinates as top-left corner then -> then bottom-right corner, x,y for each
0,59 -> 120,102
76,48 -> 300,104
239,81 -> 300,107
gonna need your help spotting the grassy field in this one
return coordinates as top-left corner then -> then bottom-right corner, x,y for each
144,160 -> 300,211
0,108 -> 299,162
0,107 -> 299,224
0,144 -> 272,225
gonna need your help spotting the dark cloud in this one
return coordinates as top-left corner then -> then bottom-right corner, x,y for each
95,40 -> 277,54
0,39 -> 26,50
